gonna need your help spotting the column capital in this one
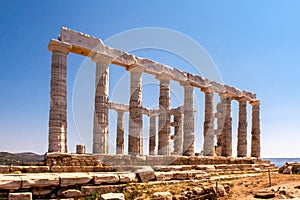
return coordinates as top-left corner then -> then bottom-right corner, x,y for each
48,39 -> 72,54
220,91 -> 234,99
201,86 -> 214,93
127,64 -> 145,73
236,96 -> 248,102
90,52 -> 114,64
250,100 -> 260,106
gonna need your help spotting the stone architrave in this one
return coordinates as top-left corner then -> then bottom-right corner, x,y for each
237,97 -> 248,157
173,112 -> 183,155
48,39 -> 71,153
149,114 -> 157,155
128,66 -> 144,155
250,100 -> 261,158
221,93 -> 232,157
202,87 -> 215,156
182,83 -> 194,156
92,53 -> 113,154
116,110 -> 125,154
157,75 -> 171,155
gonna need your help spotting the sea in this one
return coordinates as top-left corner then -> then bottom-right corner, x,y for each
262,158 -> 300,167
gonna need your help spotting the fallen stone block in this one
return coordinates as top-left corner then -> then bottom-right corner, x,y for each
100,192 -> 125,200
254,191 -> 275,199
92,173 -> 120,184
118,172 -> 137,183
151,192 -> 172,200
9,192 -> 32,200
135,167 -> 155,182
62,189 -> 82,198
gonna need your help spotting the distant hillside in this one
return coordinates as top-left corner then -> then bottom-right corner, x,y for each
0,152 -> 44,165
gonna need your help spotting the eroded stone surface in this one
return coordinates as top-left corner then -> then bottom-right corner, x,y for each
9,192 -> 32,200
59,173 -> 92,187
0,175 -> 22,190
100,193 -> 125,200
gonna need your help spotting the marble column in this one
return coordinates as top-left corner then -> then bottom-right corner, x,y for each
48,39 -> 71,153
157,76 -> 171,155
173,112 -> 183,155
202,87 -> 215,156
221,94 -> 232,157
250,100 -> 261,158
149,114 -> 157,155
182,83 -> 195,156
237,97 -> 248,157
92,53 -> 112,154
128,66 -> 143,155
116,110 -> 125,154
214,100 -> 224,156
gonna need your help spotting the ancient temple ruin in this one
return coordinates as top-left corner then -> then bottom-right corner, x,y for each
48,27 -> 261,158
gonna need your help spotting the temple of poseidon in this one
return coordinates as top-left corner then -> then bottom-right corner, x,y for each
48,27 -> 260,158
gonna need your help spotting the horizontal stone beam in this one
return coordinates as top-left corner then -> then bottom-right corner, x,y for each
109,102 -> 129,112
59,27 -> 257,102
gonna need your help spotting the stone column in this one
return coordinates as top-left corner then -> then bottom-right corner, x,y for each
92,53 -> 113,154
116,110 -> 125,154
48,39 -> 71,153
221,93 -> 233,157
202,87 -> 215,156
237,97 -> 248,157
214,99 -> 224,156
250,100 -> 261,158
149,114 -> 157,155
128,66 -> 143,155
157,75 -> 171,155
182,83 -> 195,156
173,111 -> 183,155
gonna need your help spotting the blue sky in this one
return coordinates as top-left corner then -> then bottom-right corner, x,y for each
0,1 -> 300,157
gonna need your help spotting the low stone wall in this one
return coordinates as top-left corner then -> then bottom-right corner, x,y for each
279,162 -> 300,174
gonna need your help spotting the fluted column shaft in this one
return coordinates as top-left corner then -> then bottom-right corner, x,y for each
128,67 -> 143,155
251,101 -> 261,158
116,111 -> 125,154
182,84 -> 194,156
215,100 -> 224,156
173,112 -> 183,155
158,78 -> 171,155
221,95 -> 232,157
203,89 -> 215,156
92,54 -> 112,154
48,40 -> 71,153
149,115 -> 157,155
237,98 -> 248,157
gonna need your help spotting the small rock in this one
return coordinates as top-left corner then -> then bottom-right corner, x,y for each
62,189 -> 82,198
254,191 -> 275,199
100,193 -> 125,200
151,192 -> 172,200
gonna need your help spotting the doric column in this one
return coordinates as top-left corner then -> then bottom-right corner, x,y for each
48,39 -> 71,153
128,65 -> 143,155
116,110 -> 125,154
250,100 -> 261,158
237,97 -> 248,157
214,99 -> 224,156
202,87 -> 215,156
149,114 -> 157,155
92,53 -> 113,154
157,75 -> 171,155
182,83 -> 195,156
173,111 -> 183,155
221,93 -> 233,157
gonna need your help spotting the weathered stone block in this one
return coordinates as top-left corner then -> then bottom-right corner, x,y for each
100,193 -> 125,200
81,185 -> 123,196
118,173 -> 137,183
59,173 -> 93,187
0,175 -> 22,190
92,173 -> 120,184
135,167 -> 155,182
151,192 -> 172,200
9,192 -> 32,200
22,174 -> 60,188
62,189 -> 82,198
154,172 -> 173,181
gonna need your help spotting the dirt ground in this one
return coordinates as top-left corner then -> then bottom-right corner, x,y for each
219,173 -> 300,199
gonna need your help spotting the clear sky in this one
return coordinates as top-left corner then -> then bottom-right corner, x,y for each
0,1 -> 300,157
